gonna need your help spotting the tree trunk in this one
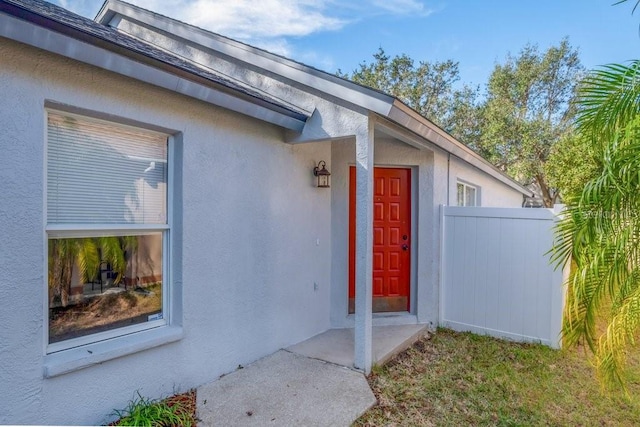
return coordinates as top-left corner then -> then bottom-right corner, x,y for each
60,256 -> 73,307
536,174 -> 557,208
50,241 -> 63,306
49,240 -> 75,307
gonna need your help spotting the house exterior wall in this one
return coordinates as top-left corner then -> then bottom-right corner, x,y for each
104,9 -> 526,333
0,39 -> 332,425
329,138 -> 523,329
0,12 -> 528,423
330,137 -> 440,327
448,155 -> 524,207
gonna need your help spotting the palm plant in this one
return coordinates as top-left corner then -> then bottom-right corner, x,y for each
552,60 -> 640,389
48,236 -> 132,307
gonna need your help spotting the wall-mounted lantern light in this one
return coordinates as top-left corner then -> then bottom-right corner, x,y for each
313,160 -> 331,188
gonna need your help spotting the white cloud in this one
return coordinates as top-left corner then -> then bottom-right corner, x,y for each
56,0 -> 103,18
296,51 -> 336,72
249,38 -> 294,58
370,0 -> 432,16
181,0 -> 347,39
52,0 -> 433,71
55,0 -> 431,37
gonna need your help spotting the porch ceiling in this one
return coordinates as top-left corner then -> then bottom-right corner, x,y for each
373,119 -> 428,151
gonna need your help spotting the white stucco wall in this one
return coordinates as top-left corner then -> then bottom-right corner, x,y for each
329,138 -> 523,329
0,39 -> 332,425
104,9 -> 526,333
448,155 -> 524,207
0,19 -> 527,424
330,137 -> 440,327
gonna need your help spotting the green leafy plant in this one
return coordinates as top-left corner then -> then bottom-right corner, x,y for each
337,47 -> 482,146
49,236 -> 134,307
341,41 -> 584,207
551,62 -> 640,390
110,391 -> 195,427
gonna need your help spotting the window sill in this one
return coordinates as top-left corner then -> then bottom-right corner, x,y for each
43,326 -> 183,378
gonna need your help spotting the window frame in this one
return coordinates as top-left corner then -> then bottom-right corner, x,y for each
457,181 -> 479,207
44,109 -> 174,355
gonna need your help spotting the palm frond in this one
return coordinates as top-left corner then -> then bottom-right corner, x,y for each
552,112 -> 640,386
597,283 -> 640,390
75,238 -> 100,283
98,236 -> 127,283
576,61 -> 640,144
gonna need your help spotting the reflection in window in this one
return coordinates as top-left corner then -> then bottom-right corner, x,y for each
48,234 -> 163,344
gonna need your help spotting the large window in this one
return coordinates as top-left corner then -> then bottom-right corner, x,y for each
46,111 -> 170,351
457,181 -> 478,207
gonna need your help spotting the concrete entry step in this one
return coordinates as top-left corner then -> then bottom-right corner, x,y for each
196,350 -> 376,426
286,324 -> 429,368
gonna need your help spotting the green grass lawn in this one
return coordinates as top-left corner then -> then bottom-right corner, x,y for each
355,329 -> 640,426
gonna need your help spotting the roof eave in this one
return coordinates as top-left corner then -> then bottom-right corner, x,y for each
0,1 -> 308,131
388,100 -> 533,197
95,0 -> 397,116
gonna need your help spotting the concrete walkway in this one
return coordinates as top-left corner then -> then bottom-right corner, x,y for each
196,350 -> 375,426
196,325 -> 428,426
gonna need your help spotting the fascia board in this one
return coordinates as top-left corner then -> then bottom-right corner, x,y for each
0,10 -> 307,131
388,102 -> 533,196
96,0 -> 396,116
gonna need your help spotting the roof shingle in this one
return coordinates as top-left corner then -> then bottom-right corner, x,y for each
0,0 -> 307,119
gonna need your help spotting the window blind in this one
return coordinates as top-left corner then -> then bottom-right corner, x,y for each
47,113 -> 168,225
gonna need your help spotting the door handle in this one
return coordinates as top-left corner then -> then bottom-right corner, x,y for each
402,244 -> 409,251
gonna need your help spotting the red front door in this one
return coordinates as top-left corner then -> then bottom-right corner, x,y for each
349,167 -> 411,313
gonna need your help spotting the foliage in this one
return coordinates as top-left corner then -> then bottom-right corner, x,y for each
337,48 -> 482,144
48,238 -> 98,307
551,61 -> 640,390
339,42 -> 584,207
48,236 -> 134,307
545,133 -> 600,204
110,391 -> 196,427
479,38 -> 583,206
575,61 -> 640,145
356,329 -> 640,426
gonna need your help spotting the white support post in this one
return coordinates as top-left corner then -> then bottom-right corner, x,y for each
354,120 -> 374,373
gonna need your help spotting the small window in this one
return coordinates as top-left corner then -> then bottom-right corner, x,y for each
457,182 -> 478,207
46,111 -> 170,351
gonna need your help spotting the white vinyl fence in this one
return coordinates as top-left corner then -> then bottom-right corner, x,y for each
440,206 -> 566,348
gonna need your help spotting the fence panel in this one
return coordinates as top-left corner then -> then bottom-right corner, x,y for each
440,206 -> 565,348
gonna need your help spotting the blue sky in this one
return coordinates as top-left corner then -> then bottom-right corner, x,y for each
54,0 -> 640,87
